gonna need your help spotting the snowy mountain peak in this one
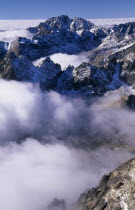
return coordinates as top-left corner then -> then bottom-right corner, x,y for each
45,15 -> 72,29
28,15 -> 96,35
70,17 -> 95,31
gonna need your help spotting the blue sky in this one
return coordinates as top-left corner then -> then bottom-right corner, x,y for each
1,0 -> 135,19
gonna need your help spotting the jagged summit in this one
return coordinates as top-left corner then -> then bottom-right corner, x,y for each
28,15 -> 72,34
44,15 -> 72,30
110,21 -> 135,35
28,15 -> 96,35
70,17 -> 95,31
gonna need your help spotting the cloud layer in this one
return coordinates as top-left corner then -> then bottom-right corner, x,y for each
33,52 -> 89,69
0,20 -> 45,43
0,139 -> 132,210
0,80 -> 134,147
0,80 -> 133,210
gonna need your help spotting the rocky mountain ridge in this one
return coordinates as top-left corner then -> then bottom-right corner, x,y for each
1,15 -> 135,96
0,52 -> 124,96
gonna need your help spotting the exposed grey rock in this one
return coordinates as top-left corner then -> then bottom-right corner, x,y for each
0,53 -> 62,90
0,52 -> 36,80
89,22 -> 135,68
9,37 -> 44,61
38,57 -> 62,91
110,22 -> 135,37
103,43 -> 135,86
57,65 -> 74,94
71,59 -> 123,96
76,158 -> 135,210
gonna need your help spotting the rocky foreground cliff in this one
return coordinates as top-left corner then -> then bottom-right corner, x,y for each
76,158 -> 135,210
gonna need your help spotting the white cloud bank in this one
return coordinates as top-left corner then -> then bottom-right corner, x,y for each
33,52 -> 89,69
90,18 -> 135,27
0,20 -> 45,43
0,79 -> 135,147
0,139 -> 132,210
0,29 -> 33,43
50,53 -> 89,69
0,79 -> 133,210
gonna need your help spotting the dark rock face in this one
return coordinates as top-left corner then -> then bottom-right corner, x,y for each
111,22 -> 135,37
0,54 -> 62,90
38,57 -> 62,91
0,52 -> 36,80
8,37 -> 43,61
72,61 -> 117,96
76,158 -> 135,210
107,43 -> 135,86
126,95 -> 135,109
88,22 -> 135,82
107,22 -> 135,49
57,65 -> 74,94
47,198 -> 66,210
8,30 -> 98,61
0,41 -> 8,59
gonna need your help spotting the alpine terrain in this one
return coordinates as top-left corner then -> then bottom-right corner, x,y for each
0,15 -> 134,210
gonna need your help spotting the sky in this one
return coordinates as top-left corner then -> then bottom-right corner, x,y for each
1,0 -> 135,19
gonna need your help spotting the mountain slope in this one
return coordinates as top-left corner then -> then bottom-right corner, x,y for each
77,158 -> 135,210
